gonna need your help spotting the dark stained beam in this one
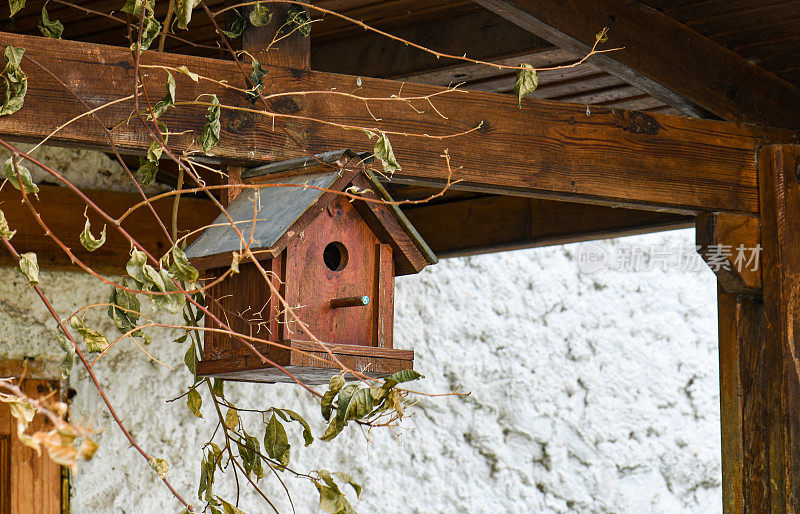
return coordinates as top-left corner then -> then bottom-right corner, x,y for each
311,8 -> 555,83
403,195 -> 692,257
474,0 -> 800,128
0,32 -> 796,215
0,185 -> 217,273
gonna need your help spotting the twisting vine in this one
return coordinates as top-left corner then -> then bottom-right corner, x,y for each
0,1 -> 609,512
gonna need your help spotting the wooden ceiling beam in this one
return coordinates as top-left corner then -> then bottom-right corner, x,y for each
474,0 -> 800,129
404,195 -> 693,258
0,32 -> 796,216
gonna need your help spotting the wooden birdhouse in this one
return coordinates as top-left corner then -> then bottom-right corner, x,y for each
185,150 -> 437,384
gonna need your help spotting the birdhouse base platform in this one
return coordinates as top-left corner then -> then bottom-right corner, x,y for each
195,340 -> 414,384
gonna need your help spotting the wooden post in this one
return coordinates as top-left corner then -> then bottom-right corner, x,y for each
715,144 -> 800,511
756,145 -> 800,511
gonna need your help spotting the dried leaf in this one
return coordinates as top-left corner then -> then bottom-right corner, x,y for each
0,209 -> 16,239
372,132 -> 400,174
79,217 -> 106,252
126,247 -> 149,286
344,388 -> 374,421
333,472 -> 362,499
513,63 -> 539,108
38,4 -> 63,38
274,408 -> 313,446
247,55 -> 267,100
230,251 -> 240,275
187,387 -> 202,418
224,407 -> 238,430
79,436 -> 98,460
175,65 -> 199,82
18,251 -> 38,284
3,157 -> 38,194
149,457 -> 169,478
200,95 -> 221,154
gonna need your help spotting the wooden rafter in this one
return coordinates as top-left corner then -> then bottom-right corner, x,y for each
474,0 -> 800,128
0,32 -> 795,216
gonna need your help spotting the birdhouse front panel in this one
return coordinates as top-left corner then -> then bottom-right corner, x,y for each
283,194 -> 391,348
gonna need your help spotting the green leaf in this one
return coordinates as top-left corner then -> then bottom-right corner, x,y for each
169,245 -> 198,283
372,132 -> 400,174
152,268 -> 186,314
263,413 -> 290,468
173,0 -> 198,30
320,416 -> 344,442
333,472 -> 362,499
3,157 -> 38,194
321,373 -> 345,421
275,408 -> 313,446
80,217 -> 106,252
38,4 -> 63,38
237,433 -> 263,479
200,95 -> 221,154
121,0 -> 147,17
212,378 -> 224,397
187,387 -> 203,418
0,45 -> 27,116
149,457 -> 169,478
286,5 -> 311,37
513,63 -> 539,108
184,343 -> 196,375
135,156 -> 159,188
18,252 -> 38,284
221,8 -> 246,39
335,384 -> 358,424
247,55 -> 267,100
224,407 -> 238,430
57,333 -> 75,380
0,209 -> 15,239
344,387 -> 374,421
249,3 -> 271,26
150,71 -> 176,119
175,65 -> 199,82
107,280 -> 143,339
315,470 -> 357,514
386,369 -> 423,383
70,316 -> 109,353
218,497 -> 246,514
126,247 -> 149,286
130,3 -> 161,52
8,0 -> 24,17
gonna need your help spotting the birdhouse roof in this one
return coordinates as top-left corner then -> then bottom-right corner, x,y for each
185,150 -> 437,276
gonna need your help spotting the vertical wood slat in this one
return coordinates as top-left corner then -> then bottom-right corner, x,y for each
374,243 -> 394,349
0,436 -> 10,514
1,379 -> 62,514
756,144 -> 800,512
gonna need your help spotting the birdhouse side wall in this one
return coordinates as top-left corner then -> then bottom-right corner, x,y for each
201,254 -> 286,363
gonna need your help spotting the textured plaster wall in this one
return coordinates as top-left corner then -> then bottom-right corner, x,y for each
0,148 -> 722,513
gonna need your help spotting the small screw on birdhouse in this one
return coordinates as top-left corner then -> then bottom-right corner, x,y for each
184,150 -> 437,384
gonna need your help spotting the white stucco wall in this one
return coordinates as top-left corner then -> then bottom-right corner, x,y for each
0,148 -> 721,513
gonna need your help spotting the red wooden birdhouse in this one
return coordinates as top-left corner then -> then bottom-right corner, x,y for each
185,150 -> 437,384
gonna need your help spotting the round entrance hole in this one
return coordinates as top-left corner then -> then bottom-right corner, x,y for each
323,242 -> 348,272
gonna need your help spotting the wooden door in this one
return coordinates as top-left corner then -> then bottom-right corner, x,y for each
0,377 -> 63,513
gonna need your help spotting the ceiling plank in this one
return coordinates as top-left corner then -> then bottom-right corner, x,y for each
0,32 -> 796,215
474,0 -> 800,128
311,7 -> 555,83
403,195 -> 692,257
